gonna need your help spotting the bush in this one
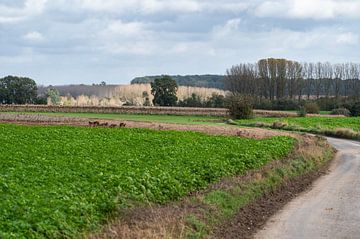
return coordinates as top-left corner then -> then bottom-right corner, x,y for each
205,93 -> 225,108
254,99 -> 300,111
178,93 -> 204,107
272,121 -> 288,129
226,95 -> 254,119
350,102 -> 360,117
304,102 -> 320,114
331,108 -> 351,116
297,106 -> 307,117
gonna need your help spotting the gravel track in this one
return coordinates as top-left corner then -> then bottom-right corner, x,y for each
255,137 -> 360,239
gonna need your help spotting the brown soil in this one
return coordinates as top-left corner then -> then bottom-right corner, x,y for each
0,113 -> 291,139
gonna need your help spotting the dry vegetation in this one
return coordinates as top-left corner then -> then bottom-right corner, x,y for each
58,84 -> 226,107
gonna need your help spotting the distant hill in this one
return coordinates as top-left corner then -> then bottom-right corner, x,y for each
131,75 -> 225,89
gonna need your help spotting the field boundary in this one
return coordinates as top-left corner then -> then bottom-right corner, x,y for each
0,105 -> 229,116
237,121 -> 360,141
0,105 -> 342,118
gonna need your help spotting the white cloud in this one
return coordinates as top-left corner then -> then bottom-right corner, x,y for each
336,32 -> 359,45
0,0 -> 47,23
213,18 -> 242,37
23,31 -> 45,42
104,20 -> 147,38
255,0 -> 360,19
75,0 -> 200,14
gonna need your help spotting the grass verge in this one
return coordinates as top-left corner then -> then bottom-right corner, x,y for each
90,135 -> 335,239
237,120 -> 360,141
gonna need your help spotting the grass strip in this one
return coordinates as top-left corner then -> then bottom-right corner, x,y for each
184,136 -> 334,238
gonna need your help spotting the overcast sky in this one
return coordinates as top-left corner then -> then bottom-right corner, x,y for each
1,0 -> 359,85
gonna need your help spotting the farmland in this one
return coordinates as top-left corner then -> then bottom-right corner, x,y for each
0,111 -> 224,125
0,124 -> 294,238
237,116 -> 360,132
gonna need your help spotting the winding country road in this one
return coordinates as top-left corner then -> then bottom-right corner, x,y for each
255,137 -> 360,239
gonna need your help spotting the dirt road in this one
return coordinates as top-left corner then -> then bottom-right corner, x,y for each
255,137 -> 360,239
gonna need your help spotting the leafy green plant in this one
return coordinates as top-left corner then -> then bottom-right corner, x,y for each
297,106 -> 307,117
350,102 -> 360,117
0,124 -> 294,238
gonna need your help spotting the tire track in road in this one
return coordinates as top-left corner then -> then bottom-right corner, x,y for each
255,137 -> 360,239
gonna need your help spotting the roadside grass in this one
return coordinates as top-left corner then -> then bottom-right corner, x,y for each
0,124 -> 294,238
0,111 -> 225,125
183,136 -> 334,238
235,116 -> 360,141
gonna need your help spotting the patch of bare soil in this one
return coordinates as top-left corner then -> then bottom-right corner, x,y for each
0,113 -> 291,139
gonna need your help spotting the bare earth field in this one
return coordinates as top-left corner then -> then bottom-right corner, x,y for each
0,113 -> 290,139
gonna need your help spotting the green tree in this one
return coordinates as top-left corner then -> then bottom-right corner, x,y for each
151,76 -> 178,106
0,76 -> 38,104
206,93 -> 225,108
46,88 -> 61,105
178,93 -> 203,107
226,95 -> 254,119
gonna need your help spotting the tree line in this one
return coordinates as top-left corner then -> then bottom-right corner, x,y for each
132,74 -> 225,89
225,58 -> 360,100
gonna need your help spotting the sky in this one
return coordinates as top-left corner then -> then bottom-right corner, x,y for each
0,0 -> 359,85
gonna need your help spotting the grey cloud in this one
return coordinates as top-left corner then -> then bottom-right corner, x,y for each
0,0 -> 359,85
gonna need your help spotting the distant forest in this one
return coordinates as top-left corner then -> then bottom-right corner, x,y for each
131,75 -> 225,89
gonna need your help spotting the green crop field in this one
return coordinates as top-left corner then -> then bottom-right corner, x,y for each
0,124 -> 294,238
237,116 -> 360,132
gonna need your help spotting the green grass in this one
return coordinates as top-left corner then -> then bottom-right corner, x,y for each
281,110 -> 331,115
0,124 -> 294,239
1,111 -> 225,125
237,116 -> 360,132
185,137 -> 334,238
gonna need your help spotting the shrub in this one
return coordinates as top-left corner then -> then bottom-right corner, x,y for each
178,93 -> 204,107
331,108 -> 351,117
350,102 -> 360,117
254,99 -> 300,111
304,102 -> 320,114
272,121 -> 288,129
297,106 -> 307,117
226,95 -> 254,119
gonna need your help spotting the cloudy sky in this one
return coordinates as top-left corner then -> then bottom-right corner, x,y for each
1,0 -> 359,85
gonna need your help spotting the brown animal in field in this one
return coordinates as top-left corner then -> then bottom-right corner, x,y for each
109,124 -> 117,128
119,123 -> 126,128
99,122 -> 109,127
89,121 -> 100,127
